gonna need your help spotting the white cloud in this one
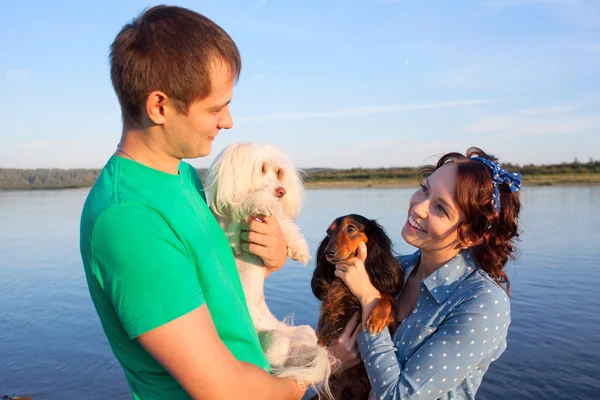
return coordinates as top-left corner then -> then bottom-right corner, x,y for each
237,99 -> 501,122
465,104 -> 600,138
252,0 -> 269,10
6,69 -> 31,81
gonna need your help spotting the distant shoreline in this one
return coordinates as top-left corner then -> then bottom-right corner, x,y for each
1,176 -> 600,191
2,162 -> 599,191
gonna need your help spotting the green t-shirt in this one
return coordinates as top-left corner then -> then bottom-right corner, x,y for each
79,156 -> 270,400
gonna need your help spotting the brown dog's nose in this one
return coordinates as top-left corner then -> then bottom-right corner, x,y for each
326,248 -> 336,258
275,187 -> 286,198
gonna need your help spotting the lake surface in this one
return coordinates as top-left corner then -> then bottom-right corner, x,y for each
1,186 -> 599,399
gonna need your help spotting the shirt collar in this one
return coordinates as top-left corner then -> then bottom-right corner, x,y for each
399,249 -> 479,304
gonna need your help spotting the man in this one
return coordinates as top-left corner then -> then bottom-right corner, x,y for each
79,5 -> 307,399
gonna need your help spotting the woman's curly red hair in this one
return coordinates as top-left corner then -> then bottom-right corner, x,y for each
418,147 -> 521,295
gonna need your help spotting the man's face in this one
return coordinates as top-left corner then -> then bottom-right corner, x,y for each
164,62 -> 234,159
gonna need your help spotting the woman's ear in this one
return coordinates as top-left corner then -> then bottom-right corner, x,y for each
460,226 -> 482,249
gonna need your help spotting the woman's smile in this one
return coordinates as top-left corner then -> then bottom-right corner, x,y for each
407,215 -> 427,233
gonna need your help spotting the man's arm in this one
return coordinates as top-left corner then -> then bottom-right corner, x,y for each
92,205 -> 304,399
138,305 -> 305,400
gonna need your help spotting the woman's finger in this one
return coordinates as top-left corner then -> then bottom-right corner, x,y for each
334,269 -> 346,280
335,265 -> 349,273
356,241 -> 368,262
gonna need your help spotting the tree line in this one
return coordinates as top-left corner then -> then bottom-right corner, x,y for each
1,160 -> 599,190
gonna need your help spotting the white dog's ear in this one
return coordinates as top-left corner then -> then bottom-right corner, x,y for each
205,142 -> 264,218
282,167 -> 305,219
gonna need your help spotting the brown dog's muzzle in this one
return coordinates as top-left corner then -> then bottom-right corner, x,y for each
324,216 -> 368,264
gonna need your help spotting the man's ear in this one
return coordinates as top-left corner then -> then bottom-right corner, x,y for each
145,91 -> 170,125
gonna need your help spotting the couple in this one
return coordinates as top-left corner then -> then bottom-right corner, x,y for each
79,5 -> 522,400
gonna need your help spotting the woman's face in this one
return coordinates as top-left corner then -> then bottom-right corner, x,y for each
401,163 -> 465,255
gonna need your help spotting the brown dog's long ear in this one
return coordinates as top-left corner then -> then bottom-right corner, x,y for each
311,235 -> 336,300
364,220 -> 404,296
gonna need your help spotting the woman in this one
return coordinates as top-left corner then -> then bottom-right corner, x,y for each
332,147 -> 521,399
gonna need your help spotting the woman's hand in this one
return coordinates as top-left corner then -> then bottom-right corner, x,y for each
327,312 -> 363,374
240,216 -> 287,276
334,242 -> 381,306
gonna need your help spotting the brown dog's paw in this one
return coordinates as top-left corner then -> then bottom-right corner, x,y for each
366,295 -> 396,334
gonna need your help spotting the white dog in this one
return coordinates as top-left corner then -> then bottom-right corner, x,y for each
205,142 -> 334,396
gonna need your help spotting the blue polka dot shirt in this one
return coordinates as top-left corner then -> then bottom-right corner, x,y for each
357,249 -> 511,400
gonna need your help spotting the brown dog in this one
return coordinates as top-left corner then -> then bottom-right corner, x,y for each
311,214 -> 404,399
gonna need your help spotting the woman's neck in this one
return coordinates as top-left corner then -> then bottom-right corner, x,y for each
417,248 -> 463,281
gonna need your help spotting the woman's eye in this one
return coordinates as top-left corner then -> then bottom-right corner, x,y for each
420,184 -> 428,194
438,205 -> 448,217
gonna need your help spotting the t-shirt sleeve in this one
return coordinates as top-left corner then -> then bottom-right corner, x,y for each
92,203 -> 205,339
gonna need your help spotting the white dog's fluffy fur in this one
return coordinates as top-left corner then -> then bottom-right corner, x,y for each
205,142 -> 335,397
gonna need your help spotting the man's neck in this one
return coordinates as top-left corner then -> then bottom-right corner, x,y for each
117,127 -> 181,175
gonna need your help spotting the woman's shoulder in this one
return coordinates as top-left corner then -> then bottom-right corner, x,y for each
396,250 -> 420,271
458,268 -> 511,314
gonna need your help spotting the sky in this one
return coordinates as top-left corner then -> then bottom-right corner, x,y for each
1,0 -> 599,169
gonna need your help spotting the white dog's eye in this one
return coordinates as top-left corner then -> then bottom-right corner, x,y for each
261,164 -> 267,174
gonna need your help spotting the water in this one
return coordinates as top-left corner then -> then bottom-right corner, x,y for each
1,186 -> 599,399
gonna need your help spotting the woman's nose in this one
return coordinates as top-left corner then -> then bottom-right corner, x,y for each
412,199 -> 429,219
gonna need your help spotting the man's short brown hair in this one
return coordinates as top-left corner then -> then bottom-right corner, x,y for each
110,5 -> 242,126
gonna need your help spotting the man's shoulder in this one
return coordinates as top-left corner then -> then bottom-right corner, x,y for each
179,161 -> 206,200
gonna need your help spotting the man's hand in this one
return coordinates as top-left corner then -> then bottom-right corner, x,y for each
240,216 -> 287,275
327,312 -> 363,375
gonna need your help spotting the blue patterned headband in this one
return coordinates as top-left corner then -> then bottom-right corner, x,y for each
472,156 -> 522,212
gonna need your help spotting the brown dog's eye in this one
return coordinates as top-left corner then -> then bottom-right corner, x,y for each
346,225 -> 356,233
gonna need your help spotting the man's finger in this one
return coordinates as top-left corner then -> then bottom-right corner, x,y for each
247,218 -> 273,235
350,317 -> 363,342
241,242 -> 267,258
240,230 -> 268,244
342,312 -> 360,339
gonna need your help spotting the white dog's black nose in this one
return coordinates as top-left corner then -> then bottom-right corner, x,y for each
275,187 -> 286,198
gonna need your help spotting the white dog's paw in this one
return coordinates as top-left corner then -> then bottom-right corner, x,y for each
287,241 -> 311,266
